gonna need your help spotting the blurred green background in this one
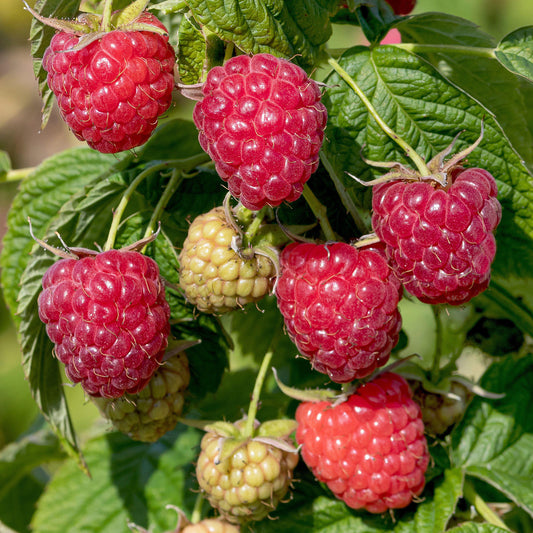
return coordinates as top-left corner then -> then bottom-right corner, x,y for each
0,0 -> 531,448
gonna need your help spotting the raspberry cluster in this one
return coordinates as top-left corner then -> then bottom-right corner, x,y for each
193,53 -> 327,210
179,207 -> 275,313
38,249 -> 170,398
43,12 -> 175,153
372,167 -> 501,305
296,372 -> 429,514
275,242 -> 402,382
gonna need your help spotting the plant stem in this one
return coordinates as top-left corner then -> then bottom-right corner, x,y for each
302,183 -> 336,241
190,492 -> 204,524
104,153 -> 209,251
431,305 -> 443,383
243,348 -> 275,438
319,150 -> 369,235
242,207 -> 268,248
395,43 -> 496,59
100,0 -> 114,31
327,56 -> 431,177
141,168 -> 184,245
4,167 -> 35,182
464,479 -> 511,531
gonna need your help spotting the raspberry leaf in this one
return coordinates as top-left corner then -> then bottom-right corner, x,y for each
396,13 -> 533,171
495,26 -> 533,83
323,45 -> 533,280
31,428 -> 201,533
447,525 -> 510,533
185,0 -> 338,69
451,354 -> 533,516
177,16 -> 208,84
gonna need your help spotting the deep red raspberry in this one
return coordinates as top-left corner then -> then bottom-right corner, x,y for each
296,372 -> 429,514
275,242 -> 402,383
372,168 -> 502,305
38,250 -> 170,398
42,12 -> 175,153
193,53 -> 327,210
385,0 -> 416,15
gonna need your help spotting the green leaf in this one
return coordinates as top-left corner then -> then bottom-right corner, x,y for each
31,427 -> 201,533
0,429 -> 64,502
0,150 -> 11,181
29,0 -> 82,129
185,0 -> 338,69
322,45 -> 533,279
452,355 -> 533,516
0,148 -> 118,320
177,15 -> 207,84
447,524 -> 509,533
495,26 -> 533,83
396,13 -> 533,170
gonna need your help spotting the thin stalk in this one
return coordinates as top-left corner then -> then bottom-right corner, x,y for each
4,167 -> 35,182
100,0 -> 114,31
327,56 -> 431,177
141,168 -> 184,244
243,348 -> 275,438
431,305 -> 443,383
190,492 -> 204,524
395,43 -> 496,59
302,183 -> 336,241
104,153 -> 209,251
242,207 -> 268,248
319,150 -> 369,235
464,479 -> 511,531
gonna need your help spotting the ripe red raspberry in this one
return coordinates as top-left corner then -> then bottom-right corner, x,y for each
193,53 -> 327,210
42,12 -> 175,153
275,242 -> 402,382
296,372 -> 429,514
93,350 -> 189,442
38,249 -> 170,398
372,167 -> 502,305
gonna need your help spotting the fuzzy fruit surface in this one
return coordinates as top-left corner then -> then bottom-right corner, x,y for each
196,430 -> 299,523
42,12 -> 175,153
296,372 -> 429,514
38,249 -> 170,398
275,242 -> 402,382
372,168 -> 502,305
181,519 -> 240,533
179,207 -> 275,313
385,0 -> 416,15
93,351 -> 189,442
193,53 -> 327,210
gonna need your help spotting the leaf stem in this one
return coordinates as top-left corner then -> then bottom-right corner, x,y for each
3,167 -> 35,182
302,183 -> 336,241
104,153 -> 209,251
327,56 -> 431,176
141,168 -> 184,245
464,479 -> 511,531
243,348 -> 275,438
319,150 -> 370,235
394,43 -> 496,59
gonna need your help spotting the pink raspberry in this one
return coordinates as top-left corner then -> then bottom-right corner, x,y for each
372,167 -> 502,305
38,250 -> 170,398
193,53 -> 327,210
42,12 -> 175,153
275,242 -> 402,382
296,372 -> 429,514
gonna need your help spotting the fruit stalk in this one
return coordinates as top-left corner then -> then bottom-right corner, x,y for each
301,184 -> 336,241
327,56 -> 431,177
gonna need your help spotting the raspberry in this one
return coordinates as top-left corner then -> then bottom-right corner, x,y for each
409,380 -> 471,436
372,167 -> 501,305
296,372 -> 429,514
179,207 -> 276,313
385,0 -> 416,15
196,422 -> 299,523
93,351 -> 189,442
42,12 -> 175,153
275,242 -> 402,382
181,519 -> 240,533
38,249 -> 170,398
193,53 -> 327,210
